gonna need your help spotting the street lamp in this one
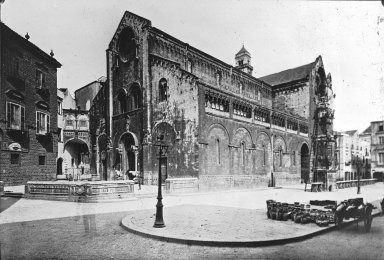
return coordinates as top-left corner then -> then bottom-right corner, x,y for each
153,134 -> 169,228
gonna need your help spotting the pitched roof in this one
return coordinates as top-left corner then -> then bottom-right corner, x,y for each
344,130 -> 358,136
259,61 -> 315,86
362,125 -> 371,134
1,22 -> 61,68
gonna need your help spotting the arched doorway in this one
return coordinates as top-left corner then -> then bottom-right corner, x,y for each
301,143 -> 310,182
117,132 -> 138,180
64,138 -> 90,179
57,158 -> 63,176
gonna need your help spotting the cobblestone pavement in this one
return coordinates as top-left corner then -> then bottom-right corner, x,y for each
1,211 -> 383,259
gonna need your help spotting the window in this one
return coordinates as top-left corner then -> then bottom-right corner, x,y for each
379,153 -> 384,164
216,139 -> 220,164
117,90 -> 127,113
39,155 -> 46,165
238,60 -> 243,66
35,70 -> 46,89
36,112 -> 50,134
58,128 -> 62,142
79,120 -> 87,127
6,102 -> 25,130
66,120 -> 74,126
234,103 -> 251,118
379,136 -> 384,144
10,153 -> 20,165
186,59 -> 192,73
257,90 -> 261,101
58,101 -> 62,115
379,125 -> 384,132
292,152 -> 296,166
129,85 -> 142,110
262,144 -> 267,166
159,78 -> 168,102
241,143 -> 245,166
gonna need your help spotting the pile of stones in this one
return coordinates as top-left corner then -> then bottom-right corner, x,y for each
266,200 -> 336,227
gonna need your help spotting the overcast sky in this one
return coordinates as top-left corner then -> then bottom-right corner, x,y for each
2,0 -> 384,132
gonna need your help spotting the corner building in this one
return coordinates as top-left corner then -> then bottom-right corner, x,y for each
0,23 -> 61,185
93,11 -> 334,190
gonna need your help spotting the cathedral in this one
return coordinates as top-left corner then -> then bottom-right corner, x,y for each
89,11 -> 335,191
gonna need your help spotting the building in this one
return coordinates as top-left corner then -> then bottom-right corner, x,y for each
335,130 -> 371,181
57,78 -> 106,181
74,77 -> 106,111
57,88 -> 76,178
370,120 -> 384,181
87,11 -> 335,190
0,22 -> 61,185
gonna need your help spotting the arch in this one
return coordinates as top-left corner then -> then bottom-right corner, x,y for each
118,131 -> 139,147
273,136 -> 287,152
152,122 -> 176,144
256,132 -> 272,168
205,123 -> 230,175
64,137 -> 90,153
231,127 -> 253,148
116,131 -> 139,179
117,88 -> 128,114
202,123 -> 230,144
300,143 -> 310,182
118,27 -> 137,62
159,78 -> 168,102
128,83 -> 142,110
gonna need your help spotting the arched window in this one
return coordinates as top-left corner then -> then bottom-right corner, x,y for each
216,139 -> 220,164
159,78 -> 167,102
262,143 -> 266,166
118,27 -> 137,62
129,85 -> 141,110
117,90 -> 127,113
241,142 -> 245,166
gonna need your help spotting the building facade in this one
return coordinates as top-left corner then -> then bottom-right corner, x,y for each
0,22 -> 61,185
370,120 -> 384,181
87,11 -> 335,190
335,130 -> 371,181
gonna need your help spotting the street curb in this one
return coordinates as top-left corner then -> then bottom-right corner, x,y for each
120,211 -> 382,247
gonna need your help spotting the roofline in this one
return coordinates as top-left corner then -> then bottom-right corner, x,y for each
150,27 -> 271,88
74,78 -> 105,94
1,22 -> 62,68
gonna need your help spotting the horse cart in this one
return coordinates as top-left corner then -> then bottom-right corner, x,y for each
334,198 -> 375,232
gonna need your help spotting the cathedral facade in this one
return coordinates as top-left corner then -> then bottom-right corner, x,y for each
89,11 -> 335,190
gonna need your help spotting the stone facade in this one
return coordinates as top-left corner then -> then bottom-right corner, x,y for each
87,11 -> 336,190
0,23 -> 61,186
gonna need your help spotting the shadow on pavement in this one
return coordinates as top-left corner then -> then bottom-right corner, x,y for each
0,197 -> 21,213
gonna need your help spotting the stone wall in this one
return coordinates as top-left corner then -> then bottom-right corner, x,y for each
0,26 -> 59,186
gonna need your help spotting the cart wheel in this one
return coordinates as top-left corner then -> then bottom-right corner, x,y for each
364,208 -> 373,233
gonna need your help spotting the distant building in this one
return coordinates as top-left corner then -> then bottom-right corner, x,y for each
87,11 -> 335,190
335,130 -> 371,181
57,79 -> 105,180
0,22 -> 61,185
74,77 -> 106,111
370,120 -> 384,181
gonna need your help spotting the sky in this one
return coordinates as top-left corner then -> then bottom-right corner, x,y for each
2,0 -> 384,132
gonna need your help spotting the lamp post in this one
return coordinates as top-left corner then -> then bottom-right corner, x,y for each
153,134 -> 168,228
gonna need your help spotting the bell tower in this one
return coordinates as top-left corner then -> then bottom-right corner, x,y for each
235,45 -> 253,75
